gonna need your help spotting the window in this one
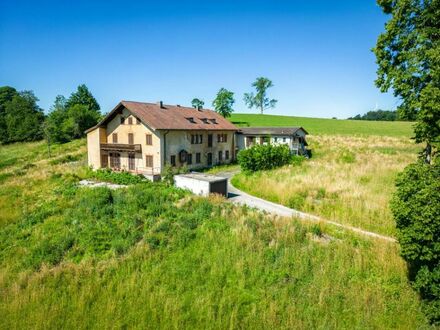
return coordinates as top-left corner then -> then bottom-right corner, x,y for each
136,117 -> 141,125
128,117 -> 133,125
146,134 -> 152,145
191,134 -> 203,144
170,155 -> 176,166
186,117 -> 196,124
112,133 -> 118,143
274,137 -> 278,143
217,134 -> 227,143
120,117 -> 125,125
218,150 -> 223,161
128,153 -> 135,170
109,152 -> 120,169
283,137 -> 286,142
187,153 -> 193,165
209,119 -> 218,124
225,150 -> 229,160
145,155 -> 153,168
128,133 -> 134,144
196,153 -> 201,164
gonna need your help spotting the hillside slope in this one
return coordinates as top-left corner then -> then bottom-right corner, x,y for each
229,113 -> 414,137
0,140 -> 429,328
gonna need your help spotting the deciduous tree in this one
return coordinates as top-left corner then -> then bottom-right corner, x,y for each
3,90 -> 44,143
374,0 -> 440,162
191,98 -> 204,109
212,88 -> 234,118
244,77 -> 277,114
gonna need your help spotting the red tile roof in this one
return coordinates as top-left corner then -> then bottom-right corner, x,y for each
86,101 -> 238,133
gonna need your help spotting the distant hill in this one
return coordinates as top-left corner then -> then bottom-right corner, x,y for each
229,113 -> 414,137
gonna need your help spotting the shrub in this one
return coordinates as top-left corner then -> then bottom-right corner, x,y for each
162,164 -> 189,186
49,154 -> 82,165
86,168 -> 147,185
237,144 -> 292,172
390,160 -> 440,324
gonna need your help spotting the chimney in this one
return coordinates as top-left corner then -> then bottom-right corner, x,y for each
157,101 -> 164,108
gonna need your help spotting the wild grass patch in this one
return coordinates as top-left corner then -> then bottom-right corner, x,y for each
232,135 -> 418,236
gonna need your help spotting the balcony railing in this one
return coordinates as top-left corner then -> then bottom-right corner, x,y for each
101,143 -> 142,152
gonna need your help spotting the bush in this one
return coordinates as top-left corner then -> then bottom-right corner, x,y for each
390,160 -> 440,324
87,168 -> 147,185
237,144 -> 292,172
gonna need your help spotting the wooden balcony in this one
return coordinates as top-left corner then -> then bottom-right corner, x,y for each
100,143 -> 142,152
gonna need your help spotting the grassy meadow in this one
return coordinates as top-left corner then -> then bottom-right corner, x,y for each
230,113 -> 414,137
232,135 -> 419,237
0,139 -> 430,328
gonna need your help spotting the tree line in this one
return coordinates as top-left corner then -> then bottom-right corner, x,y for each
0,84 -> 101,145
349,109 -> 407,121
0,76 -> 278,145
374,0 -> 439,325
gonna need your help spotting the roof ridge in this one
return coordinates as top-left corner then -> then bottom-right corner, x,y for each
121,100 -> 212,112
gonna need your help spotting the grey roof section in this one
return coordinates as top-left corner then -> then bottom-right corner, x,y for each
238,127 -> 308,136
175,173 -> 228,182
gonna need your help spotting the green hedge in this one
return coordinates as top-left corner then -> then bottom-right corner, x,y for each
237,144 -> 292,172
391,159 -> 440,325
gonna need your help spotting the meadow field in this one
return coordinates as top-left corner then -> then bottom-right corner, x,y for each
0,138 -> 429,329
232,135 -> 419,237
230,113 -> 414,137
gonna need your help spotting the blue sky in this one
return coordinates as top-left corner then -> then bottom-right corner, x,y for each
0,0 -> 397,118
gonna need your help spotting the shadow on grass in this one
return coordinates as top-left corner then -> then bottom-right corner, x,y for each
231,121 -> 250,127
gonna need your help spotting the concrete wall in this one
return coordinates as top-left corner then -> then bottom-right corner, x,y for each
174,175 -> 211,196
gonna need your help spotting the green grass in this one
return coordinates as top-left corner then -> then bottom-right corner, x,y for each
232,135 -> 419,237
0,139 -> 430,328
229,113 -> 414,137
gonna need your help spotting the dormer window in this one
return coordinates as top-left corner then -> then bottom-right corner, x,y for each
209,119 -> 218,124
186,117 -> 196,124
201,118 -> 210,124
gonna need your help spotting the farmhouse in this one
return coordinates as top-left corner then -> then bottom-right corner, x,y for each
236,127 -> 309,155
86,101 -> 238,176
86,100 -> 310,176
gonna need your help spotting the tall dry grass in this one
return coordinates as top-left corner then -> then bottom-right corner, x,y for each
232,135 -> 419,236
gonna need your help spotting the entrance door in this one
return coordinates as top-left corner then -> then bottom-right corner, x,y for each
128,153 -> 135,170
207,152 -> 212,166
101,154 -> 108,168
208,134 -> 213,147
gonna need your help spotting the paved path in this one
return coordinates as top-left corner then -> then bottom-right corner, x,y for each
218,171 -> 396,243
79,179 -> 127,190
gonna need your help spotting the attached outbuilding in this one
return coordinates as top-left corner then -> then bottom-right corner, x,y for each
174,173 -> 228,197
235,126 -> 309,156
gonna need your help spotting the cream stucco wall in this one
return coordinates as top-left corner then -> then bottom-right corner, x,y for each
159,130 -> 235,170
87,127 -> 106,169
106,109 -> 161,172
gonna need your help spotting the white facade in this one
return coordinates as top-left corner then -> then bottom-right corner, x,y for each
174,173 -> 228,196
